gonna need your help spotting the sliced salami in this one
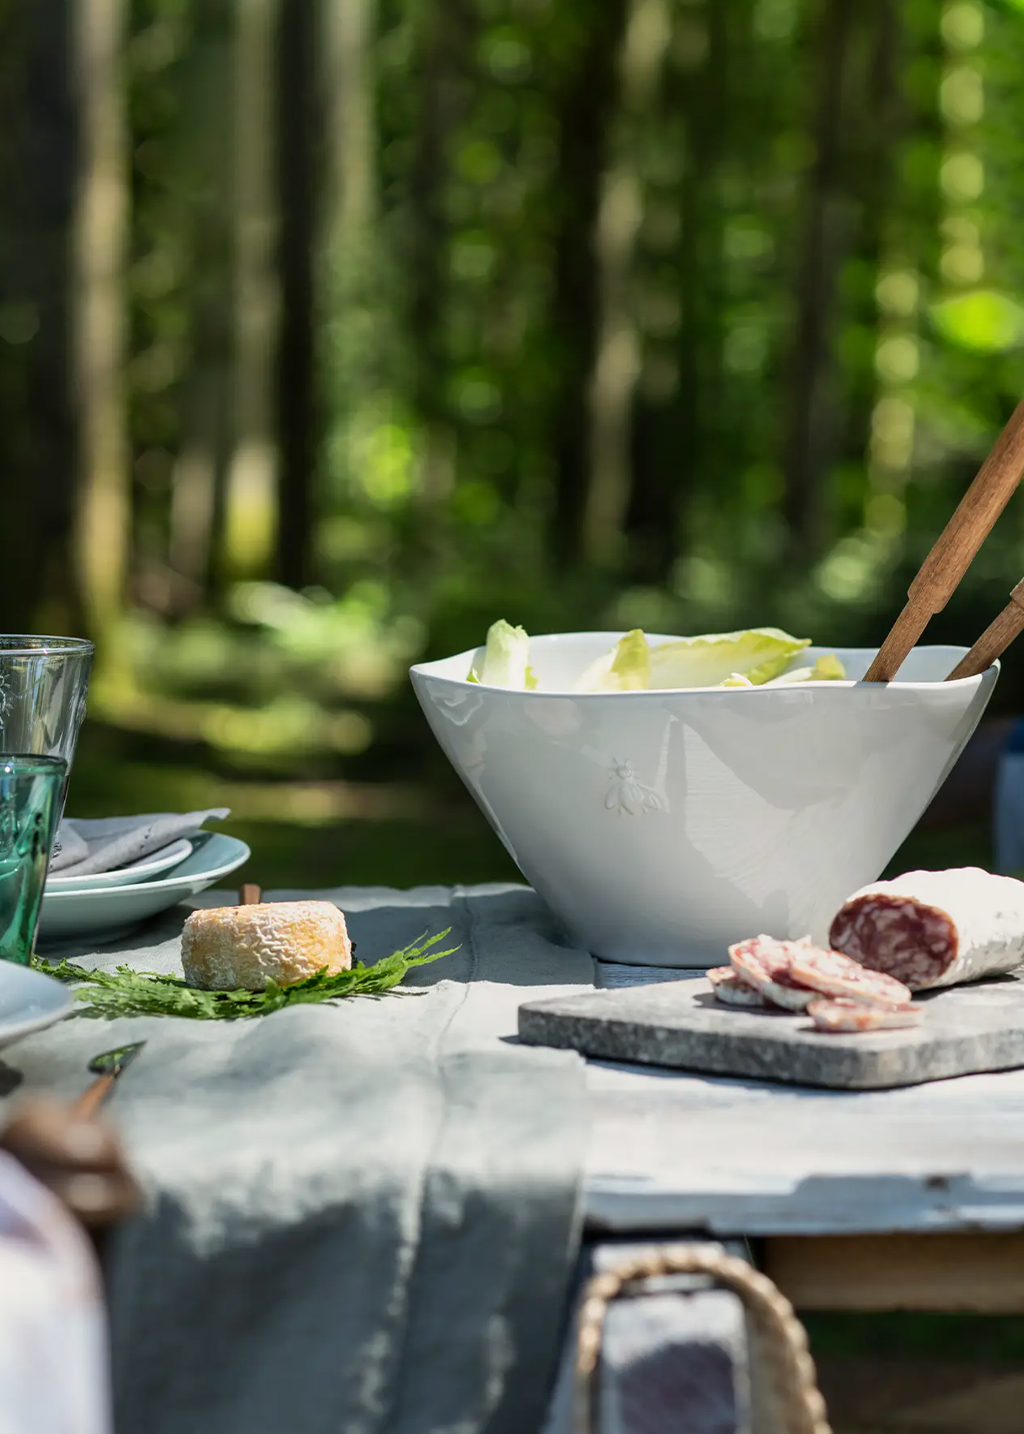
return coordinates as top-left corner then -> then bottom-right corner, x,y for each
788,946 -> 912,1008
808,997 -> 923,1034
728,935 -> 816,1011
829,868 -> 1024,990
707,966 -> 767,1009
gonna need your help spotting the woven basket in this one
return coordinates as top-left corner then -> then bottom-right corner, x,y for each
574,1244 -> 831,1434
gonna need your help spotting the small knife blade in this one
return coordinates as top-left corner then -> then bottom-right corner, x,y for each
87,1042 -> 146,1078
76,1041 -> 146,1118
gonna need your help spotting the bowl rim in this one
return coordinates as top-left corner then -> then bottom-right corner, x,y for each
409,633 -> 996,698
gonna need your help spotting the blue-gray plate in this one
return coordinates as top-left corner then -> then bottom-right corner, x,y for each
0,961 -> 73,1050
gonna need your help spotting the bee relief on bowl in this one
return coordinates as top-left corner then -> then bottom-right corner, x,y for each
605,759 -> 665,816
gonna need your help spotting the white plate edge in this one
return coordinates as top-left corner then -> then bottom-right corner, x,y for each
41,838 -> 252,905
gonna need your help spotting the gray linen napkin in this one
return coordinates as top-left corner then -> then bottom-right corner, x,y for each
8,883 -> 593,1434
49,809 -> 230,876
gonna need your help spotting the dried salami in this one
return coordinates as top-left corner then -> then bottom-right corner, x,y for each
829,867 -> 1024,990
788,946 -> 912,1008
728,935 -> 817,1011
808,998 -> 923,1034
707,966 -> 767,1009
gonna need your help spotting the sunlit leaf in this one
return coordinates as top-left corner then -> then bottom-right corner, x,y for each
931,290 -> 1024,353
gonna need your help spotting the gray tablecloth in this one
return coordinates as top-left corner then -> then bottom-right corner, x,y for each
3,884 -> 594,1434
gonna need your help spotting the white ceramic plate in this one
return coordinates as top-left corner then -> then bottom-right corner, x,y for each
46,837 -> 194,892
0,961 -> 73,1051
37,832 -> 251,942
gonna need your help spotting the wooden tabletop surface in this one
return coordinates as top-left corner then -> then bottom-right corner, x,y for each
583,963 -> 1024,1239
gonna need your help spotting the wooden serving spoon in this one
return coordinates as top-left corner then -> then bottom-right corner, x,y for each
864,393 -> 1024,682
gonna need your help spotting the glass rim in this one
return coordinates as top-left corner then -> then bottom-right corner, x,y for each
0,635 -> 94,656
0,754 -> 69,776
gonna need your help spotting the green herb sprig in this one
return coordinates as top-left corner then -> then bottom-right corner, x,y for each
32,929 -> 457,1020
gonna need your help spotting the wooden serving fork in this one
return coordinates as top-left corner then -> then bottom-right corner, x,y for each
946,576 -> 1024,680
864,393 -> 1024,682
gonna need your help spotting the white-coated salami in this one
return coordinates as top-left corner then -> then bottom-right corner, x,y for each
808,998 -> 923,1033
707,966 -> 767,1008
788,946 -> 912,1008
728,936 -> 816,1011
829,868 -> 1024,990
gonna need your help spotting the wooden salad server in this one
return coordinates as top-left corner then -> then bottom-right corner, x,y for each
946,576 -> 1024,679
864,392 -> 1024,682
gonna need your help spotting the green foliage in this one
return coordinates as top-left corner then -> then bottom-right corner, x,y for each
8,0 -> 1024,731
33,928 -> 457,1019
122,0 -> 1024,661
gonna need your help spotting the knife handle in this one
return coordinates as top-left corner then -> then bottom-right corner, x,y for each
1,1097 -> 141,1230
74,1073 -> 116,1119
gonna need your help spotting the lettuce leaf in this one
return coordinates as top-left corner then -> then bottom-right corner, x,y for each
812,653 -> 846,681
761,653 -> 847,687
576,629 -> 651,692
647,628 -> 811,690
467,622 -> 838,693
468,619 -> 535,689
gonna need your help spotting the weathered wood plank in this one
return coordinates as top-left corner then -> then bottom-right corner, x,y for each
584,1058 -> 1024,1234
764,1232 -> 1024,1312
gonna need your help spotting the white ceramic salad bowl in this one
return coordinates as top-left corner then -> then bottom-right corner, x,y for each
410,633 -> 998,967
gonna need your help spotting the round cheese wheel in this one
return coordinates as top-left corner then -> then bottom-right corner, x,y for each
181,901 -> 353,991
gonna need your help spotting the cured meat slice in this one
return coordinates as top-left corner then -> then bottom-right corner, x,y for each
707,966 -> 767,1009
808,997 -> 923,1033
728,936 -> 816,1011
829,867 -> 1024,990
788,946 -> 912,1008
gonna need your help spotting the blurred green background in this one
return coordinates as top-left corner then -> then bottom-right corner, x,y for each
2,0 -> 1023,885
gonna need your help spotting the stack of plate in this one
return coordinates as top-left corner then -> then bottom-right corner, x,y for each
39,831 -> 251,942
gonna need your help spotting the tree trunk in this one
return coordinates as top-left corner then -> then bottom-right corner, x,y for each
782,0 -> 855,561
167,0 -> 238,608
71,0 -> 129,646
844,0 -> 903,495
0,0 -> 80,634
405,0 -> 475,523
548,0 -> 630,572
582,0 -> 673,570
223,0 -> 279,582
624,0 -> 729,589
274,0 -> 319,591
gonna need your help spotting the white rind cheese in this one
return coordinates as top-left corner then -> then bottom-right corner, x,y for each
181,900 -> 353,991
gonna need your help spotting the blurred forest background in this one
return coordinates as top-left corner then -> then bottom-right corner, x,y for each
1,0 -> 1024,884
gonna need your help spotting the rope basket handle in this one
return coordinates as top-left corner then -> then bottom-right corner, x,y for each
574,1244 -> 832,1434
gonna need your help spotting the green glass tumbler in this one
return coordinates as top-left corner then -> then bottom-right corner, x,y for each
0,754 -> 66,964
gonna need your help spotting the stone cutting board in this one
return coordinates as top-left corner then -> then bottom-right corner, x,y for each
518,971 -> 1024,1089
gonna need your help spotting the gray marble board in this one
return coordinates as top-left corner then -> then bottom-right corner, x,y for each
519,970 -> 1024,1090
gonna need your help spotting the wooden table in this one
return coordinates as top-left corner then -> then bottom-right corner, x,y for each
583,963 -> 1024,1314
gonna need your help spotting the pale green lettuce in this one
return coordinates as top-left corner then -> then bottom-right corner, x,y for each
761,653 -> 847,687
811,652 -> 846,681
468,619 -> 537,689
575,629 -> 651,692
468,621 -> 844,692
647,628 -> 811,690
